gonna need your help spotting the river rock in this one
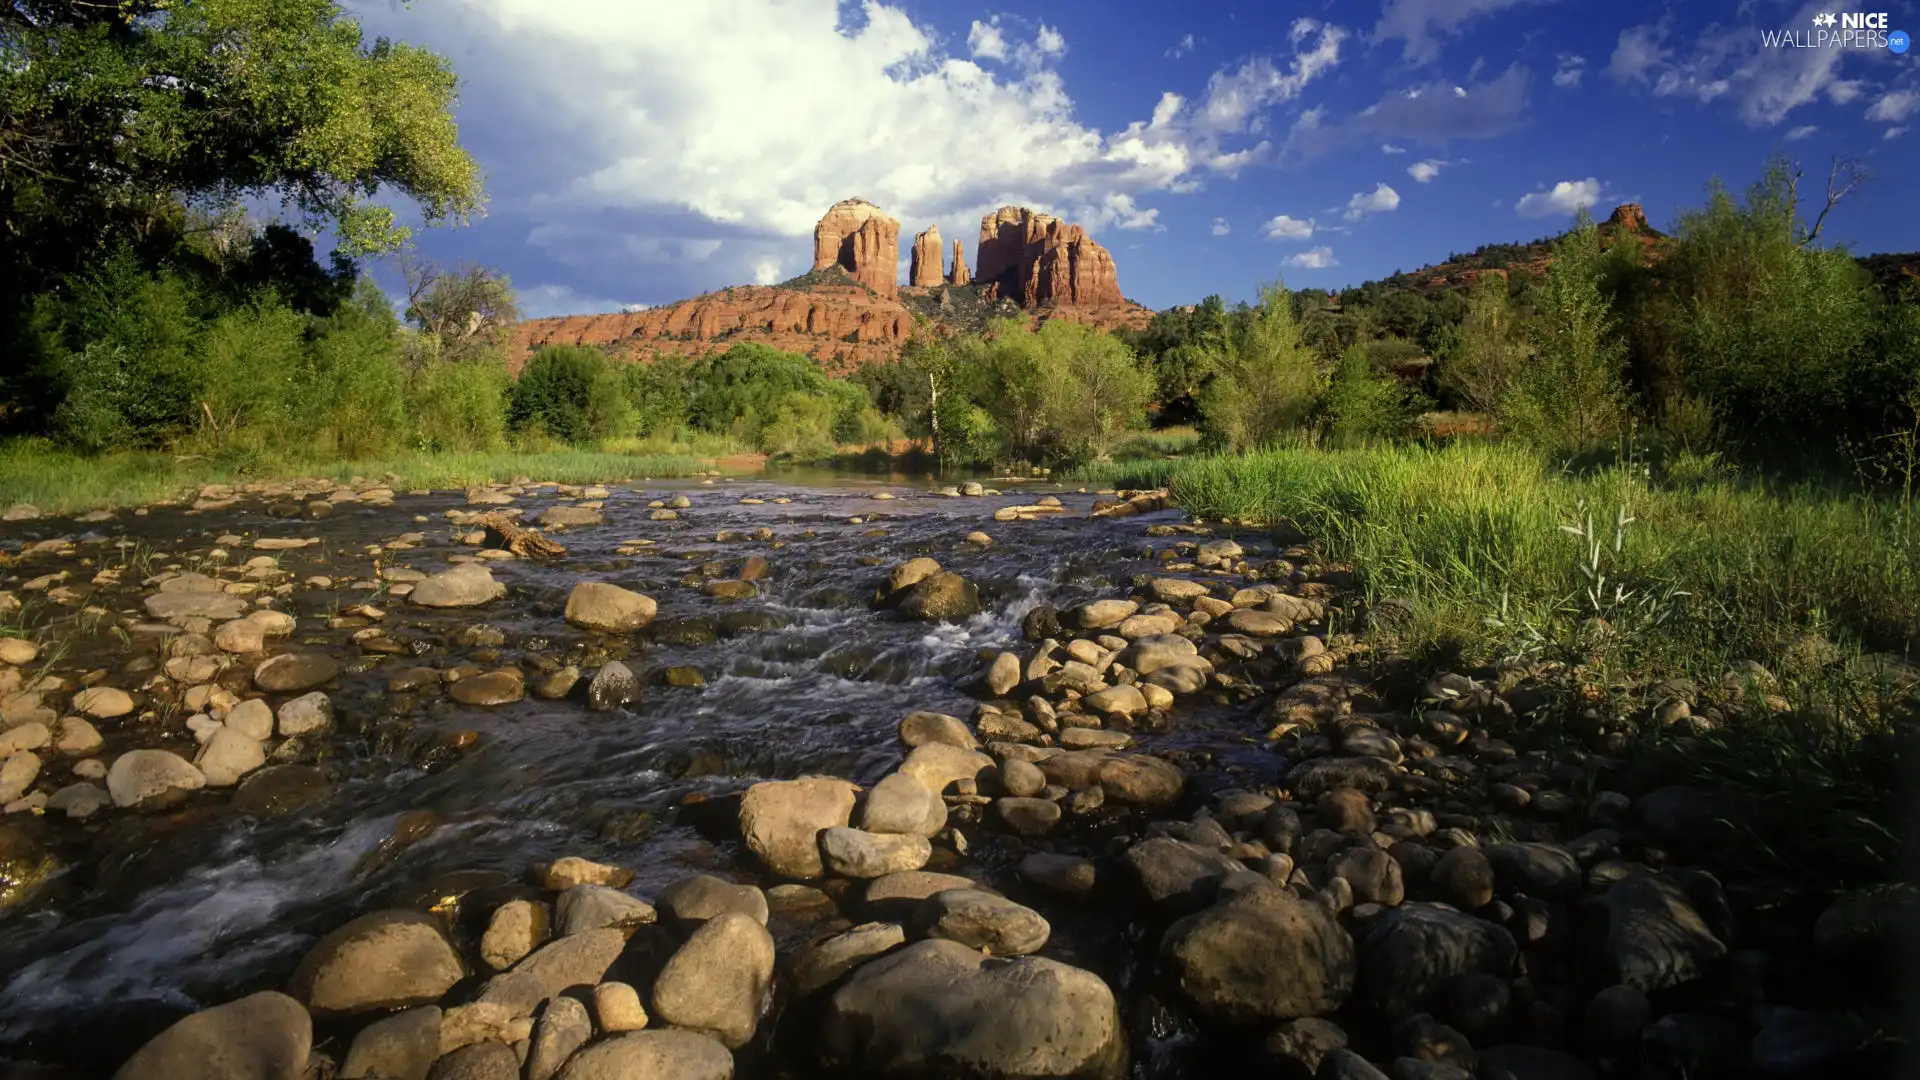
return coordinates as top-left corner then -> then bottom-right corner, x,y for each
864,870 -> 988,920
223,699 -> 273,741
275,691 -> 333,736
1019,853 -> 1097,895
525,996 -> 592,1080
0,638 -> 37,665
72,686 -> 135,719
1430,846 -> 1495,910
1485,842 -> 1582,900
213,618 -> 267,654
1148,578 -> 1210,602
553,1030 -> 733,1080
253,652 -> 340,693
289,909 -> 464,1015
822,938 -> 1123,1079
0,749 -> 39,803
450,670 -> 524,706
593,982 -> 649,1032
984,651 -> 1021,696
555,884 -> 656,936
899,742 -> 993,794
481,900 -> 550,969
859,772 -> 947,836
232,764 -> 331,816
564,582 -> 656,633
898,572 -> 980,622
999,758 -> 1046,798
540,505 -> 603,528
1286,755 -> 1399,799
411,564 -> 505,608
1161,883 -> 1356,1024
341,1006 -> 442,1080
898,711 -> 976,749
1083,684 -> 1147,721
1119,634 -> 1203,675
1226,609 -> 1292,637
476,929 -> 625,1017
145,591 -> 248,622
112,991 -> 311,1080
1580,872 -> 1727,994
1096,753 -> 1185,806
887,557 -> 942,595
425,1043 -> 518,1080
1070,599 -> 1137,630
195,728 -> 265,787
543,856 -> 633,890
587,661 -> 639,711
739,776 -> 858,878
659,874 -> 769,926
53,715 -> 103,755
912,889 -> 1051,956
822,827 -> 931,877
106,749 -> 206,809
651,912 -> 775,1048
48,782 -> 109,819
1357,903 -> 1518,1018
994,796 -> 1061,837
793,922 -> 908,996
1330,847 -> 1405,906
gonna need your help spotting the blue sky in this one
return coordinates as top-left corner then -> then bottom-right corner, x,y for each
344,0 -> 1919,316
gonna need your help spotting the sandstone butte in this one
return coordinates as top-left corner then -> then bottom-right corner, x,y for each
510,200 -> 1153,376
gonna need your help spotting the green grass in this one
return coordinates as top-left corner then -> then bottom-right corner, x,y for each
0,440 -> 714,514
1162,440 -> 1918,881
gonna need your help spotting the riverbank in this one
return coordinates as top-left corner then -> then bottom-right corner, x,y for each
0,441 -> 719,517
0,458 -> 1913,1079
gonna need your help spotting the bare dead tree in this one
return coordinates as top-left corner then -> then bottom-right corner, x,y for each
1791,153 -> 1870,247
399,254 -> 521,364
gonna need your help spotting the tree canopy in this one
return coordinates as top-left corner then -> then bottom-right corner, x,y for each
0,0 -> 483,314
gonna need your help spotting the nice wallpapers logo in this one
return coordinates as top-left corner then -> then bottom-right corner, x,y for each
1762,11 -> 1910,52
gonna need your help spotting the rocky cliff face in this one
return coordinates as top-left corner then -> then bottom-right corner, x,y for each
513,197 -> 1149,373
509,280 -> 913,376
812,198 -> 900,299
909,227 -> 944,288
973,206 -> 1125,309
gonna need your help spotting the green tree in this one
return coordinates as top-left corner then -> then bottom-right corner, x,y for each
509,345 -> 632,445
1323,344 -> 1424,445
0,0 -> 483,314
1036,320 -> 1153,462
1502,214 -> 1630,453
1434,277 -> 1530,414
1197,283 -> 1326,451
401,257 -> 521,366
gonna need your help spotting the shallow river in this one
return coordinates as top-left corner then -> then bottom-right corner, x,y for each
0,474 -> 1269,1075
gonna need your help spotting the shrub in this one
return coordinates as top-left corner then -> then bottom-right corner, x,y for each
1434,278 -> 1528,415
1197,283 -> 1326,452
196,300 -> 309,450
1501,217 -> 1630,454
1324,345 -> 1425,445
1037,319 -> 1154,462
408,356 -> 510,452
509,345 -> 633,445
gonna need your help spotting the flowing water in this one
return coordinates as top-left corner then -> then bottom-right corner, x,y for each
0,474 -> 1272,1074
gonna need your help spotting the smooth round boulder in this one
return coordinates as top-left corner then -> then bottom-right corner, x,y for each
449,670 -> 524,707
339,1006 -> 441,1080
564,582 -> 657,634
738,776 -> 858,879
554,1030 -> 733,1080
912,889 -> 1051,956
650,912 -> 775,1049
112,991 -> 311,1080
195,728 -> 265,788
253,653 -> 340,694
1160,883 -> 1356,1024
289,909 -> 464,1015
792,922 -> 909,996
859,772 -> 947,836
1356,902 -> 1518,1018
106,749 -> 206,809
658,874 -> 770,926
822,938 -> 1123,1079
897,711 -> 976,750
899,742 -> 994,794
72,686 -> 135,719
898,572 -> 981,623
410,564 -> 505,608
820,827 -> 932,878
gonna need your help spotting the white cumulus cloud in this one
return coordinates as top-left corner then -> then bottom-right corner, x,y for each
967,19 -> 1007,60
1515,178 -> 1603,218
1285,246 -> 1338,269
1867,90 -> 1919,123
1262,215 -> 1316,240
1408,159 -> 1445,183
1168,33 -> 1196,58
1211,217 -> 1231,236
1553,53 -> 1585,88
1381,143 -> 1407,154
1784,124 -> 1818,141
1343,183 -> 1402,220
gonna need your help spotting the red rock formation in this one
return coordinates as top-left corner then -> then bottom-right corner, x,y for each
973,206 -> 1124,308
1606,203 -> 1650,234
909,226 -> 944,288
510,282 -> 914,376
812,198 -> 900,298
949,240 -> 970,286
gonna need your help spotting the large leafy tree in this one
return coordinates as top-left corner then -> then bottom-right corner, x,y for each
0,0 -> 482,311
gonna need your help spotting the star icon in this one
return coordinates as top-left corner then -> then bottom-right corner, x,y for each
1813,12 -> 1837,27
